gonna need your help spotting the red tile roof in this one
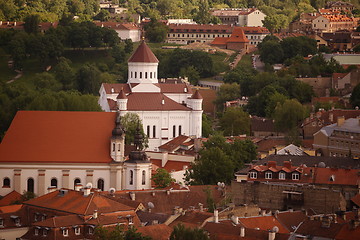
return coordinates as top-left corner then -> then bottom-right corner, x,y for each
351,194 -> 360,207
0,111 -> 116,163
151,159 -> 191,172
275,211 -> 307,232
155,83 -> 193,94
117,88 -> 127,99
128,41 -> 159,63
158,135 -> 192,152
136,224 -> 173,240
211,37 -> 228,45
239,215 -> 289,233
126,93 -> 191,111
0,191 -> 22,206
168,23 -> 233,33
191,89 -> 203,99
24,190 -> 135,216
0,204 -> 23,213
169,210 -> 213,228
227,28 -> 249,43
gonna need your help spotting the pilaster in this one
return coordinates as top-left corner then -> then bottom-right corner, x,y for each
62,170 -> 70,189
14,169 -> 21,193
37,169 -> 46,196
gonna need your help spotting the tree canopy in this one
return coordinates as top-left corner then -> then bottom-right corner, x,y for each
152,168 -> 175,188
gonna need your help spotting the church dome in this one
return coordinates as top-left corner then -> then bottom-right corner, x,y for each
128,41 -> 159,63
112,114 -> 124,137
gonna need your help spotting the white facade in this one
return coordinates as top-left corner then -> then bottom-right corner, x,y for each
238,10 -> 266,27
116,29 -> 141,42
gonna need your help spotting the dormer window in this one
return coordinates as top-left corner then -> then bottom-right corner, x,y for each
279,172 -> 286,180
249,171 -> 257,179
127,215 -> 133,225
11,216 -> 20,226
265,172 -> 272,179
88,226 -> 95,235
43,228 -> 48,237
34,228 -> 39,236
62,228 -> 69,237
0,218 -> 3,228
74,226 -> 80,235
292,173 -> 300,180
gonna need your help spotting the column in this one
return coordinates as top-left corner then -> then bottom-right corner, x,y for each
14,169 -> 21,193
110,166 -> 117,190
38,170 -> 46,196
62,170 -> 70,189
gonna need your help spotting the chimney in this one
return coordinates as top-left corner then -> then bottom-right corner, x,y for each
129,192 -> 135,201
231,215 -> 239,225
75,183 -> 82,191
268,230 -> 276,240
240,227 -> 245,237
83,187 -> 91,197
93,210 -> 98,219
199,203 -> 204,212
329,113 -> 334,122
166,190 -> 170,195
214,210 -> 219,223
337,116 -> 345,126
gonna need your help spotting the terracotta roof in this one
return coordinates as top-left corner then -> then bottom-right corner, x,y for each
296,218 -> 343,238
169,210 -> 213,228
241,27 -> 270,34
151,159 -> 191,173
322,14 -> 354,22
227,27 -> 249,43
128,41 -> 159,63
335,222 -> 360,239
0,204 -> 23,213
116,88 -> 127,99
0,111 -> 116,163
136,211 -> 170,225
168,23 -> 233,33
251,116 -> 275,133
155,83 -> 193,94
332,72 -> 348,80
351,194 -> 360,207
94,21 -> 140,31
24,190 -> 135,215
102,83 -> 133,94
0,191 -> 22,206
211,8 -> 259,16
158,135 -> 191,152
211,37 -> 228,45
136,224 -> 172,240
239,215 -> 289,233
275,211 -> 308,232
126,93 -> 191,111
191,90 -> 203,99
313,168 -> 360,186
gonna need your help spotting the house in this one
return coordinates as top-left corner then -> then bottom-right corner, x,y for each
302,109 -> 360,139
325,1 -> 356,13
94,21 -> 141,42
210,27 -> 249,51
98,41 -> 203,151
99,2 -> 127,14
250,116 -> 280,138
166,24 -> 269,45
295,76 -> 332,97
289,12 -> 320,33
319,31 -> 353,51
312,14 -> 357,32
313,117 -> 360,158
210,8 -> 266,27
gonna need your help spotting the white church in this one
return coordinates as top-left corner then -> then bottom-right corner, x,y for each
0,41 -> 202,197
98,40 -> 203,151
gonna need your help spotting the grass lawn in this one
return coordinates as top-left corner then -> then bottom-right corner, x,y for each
236,53 -> 253,69
0,49 -> 17,83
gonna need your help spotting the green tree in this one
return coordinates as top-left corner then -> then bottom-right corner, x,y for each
111,44 -> 126,63
219,107 -> 250,136
21,191 -> 36,201
214,83 -> 241,112
76,63 -> 101,94
124,39 -> 134,53
265,92 -> 288,118
94,9 -> 110,21
350,83 -> 360,108
54,57 -> 75,90
194,0 -> 212,24
33,72 -> 62,91
170,224 -> 209,240
152,168 -> 175,188
120,113 -> 148,148
259,40 -> 284,64
202,114 -> 213,138
24,14 -> 40,34
144,19 -> 169,43
262,14 -> 288,33
180,66 -> 200,85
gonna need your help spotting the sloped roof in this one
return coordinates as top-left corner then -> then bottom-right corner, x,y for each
277,144 -> 308,156
24,190 -> 135,215
351,194 -> 360,207
169,210 -> 213,228
151,159 -> 191,173
136,224 -> 173,240
227,27 -> 249,43
0,191 -> 22,206
0,204 -> 23,213
0,111 -> 116,163
191,90 -> 203,99
251,116 -> 275,133
128,41 -> 159,63
116,88 -> 127,99
239,215 -> 289,233
155,83 -> 193,94
158,135 -> 192,152
296,218 -> 343,238
126,93 -> 191,111
275,211 -> 308,232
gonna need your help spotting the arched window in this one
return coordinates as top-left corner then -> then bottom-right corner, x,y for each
130,71 -> 133,78
74,178 -> 81,189
153,126 -> 156,138
51,178 -> 58,188
142,170 -> 146,185
3,177 -> 10,187
118,143 -> 121,151
135,72 -> 137,78
97,179 -> 104,191
147,125 -> 150,137
150,72 -> 152,78
145,72 -> 148,78
112,143 -> 115,151
140,72 -> 142,78
178,125 -> 182,136
173,125 -> 176,138
130,170 -> 133,185
27,178 -> 34,193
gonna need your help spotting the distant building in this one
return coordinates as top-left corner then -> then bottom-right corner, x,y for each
250,116 -> 281,138
325,1 -> 355,13
94,22 -> 141,42
313,117 -> 360,158
210,8 -> 266,27
312,14 -> 357,32
210,27 -> 249,51
99,2 -> 127,14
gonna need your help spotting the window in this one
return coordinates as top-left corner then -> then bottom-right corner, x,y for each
154,72 -> 156,79
140,72 -> 142,78
130,71 -> 133,78
292,173 -> 300,180
150,72 -> 152,78
130,170 -> 133,185
118,143 -> 120,151
3,177 -> 10,187
265,172 -> 272,179
147,125 -> 150,137
153,125 -> 156,138
43,228 -> 48,237
113,143 -> 115,151
34,213 -> 38,222
145,72 -> 147,78
41,214 -> 46,221
75,227 -> 81,235
142,170 -> 146,185
249,172 -> 257,179
62,228 -> 69,237
74,178 -> 81,189
128,217 -> 133,224
27,178 -> 34,193
15,218 -> 20,226
173,125 -> 176,138
88,226 -> 94,235
135,72 -> 137,78
51,178 -> 58,188
0,218 -> 3,227
97,179 -> 104,191
178,125 -> 182,136
34,228 -> 39,236
279,172 -> 286,180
